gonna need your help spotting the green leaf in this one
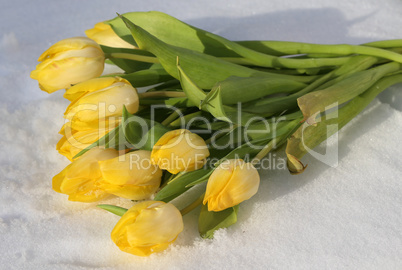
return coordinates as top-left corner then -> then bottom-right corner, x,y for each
215,76 -> 306,105
236,40 -> 402,64
154,169 -> 213,202
184,171 -> 213,188
104,68 -> 173,88
105,12 -> 359,69
218,139 -> 269,161
97,204 -> 128,216
100,45 -> 154,73
176,63 -> 207,106
177,64 -> 267,126
139,97 -> 193,108
105,11 -> 241,57
192,121 -> 231,131
119,15 -> 298,90
198,204 -> 239,239
245,117 -> 303,142
122,106 -> 170,151
200,86 -> 229,121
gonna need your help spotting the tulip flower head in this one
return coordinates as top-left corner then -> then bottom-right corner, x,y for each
111,201 -> 184,256
85,22 -> 136,48
98,150 -> 162,200
52,147 -> 119,202
203,159 -> 260,212
56,122 -> 115,161
64,77 -> 138,131
30,37 -> 105,93
151,129 -> 210,174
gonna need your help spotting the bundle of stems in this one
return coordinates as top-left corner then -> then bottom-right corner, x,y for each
96,12 -> 402,238
32,11 -> 402,256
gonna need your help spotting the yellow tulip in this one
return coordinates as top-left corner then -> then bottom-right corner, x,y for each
64,77 -> 138,131
98,150 -> 162,200
52,147 -> 119,202
111,201 -> 184,256
151,129 -> 210,174
203,159 -> 260,212
30,37 -> 105,93
85,22 -> 136,48
56,122 -> 115,161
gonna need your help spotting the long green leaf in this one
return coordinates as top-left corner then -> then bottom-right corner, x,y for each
97,204 -> 128,217
237,40 -> 402,63
199,204 -> 239,239
119,15 -> 313,89
154,169 -> 212,202
215,76 -> 306,105
106,11 -> 240,57
177,64 -> 267,126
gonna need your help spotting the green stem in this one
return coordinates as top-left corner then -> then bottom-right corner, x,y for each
220,57 -> 349,68
243,55 -> 380,115
161,109 -> 183,126
251,140 -> 276,165
97,204 -> 128,217
363,39 -> 402,48
168,111 -> 203,127
138,91 -> 186,98
209,34 -> 354,69
237,40 -> 402,61
180,192 -> 205,216
139,99 -> 167,105
251,118 -> 302,165
106,52 -> 160,63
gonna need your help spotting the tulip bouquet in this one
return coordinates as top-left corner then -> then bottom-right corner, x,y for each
31,11 -> 402,257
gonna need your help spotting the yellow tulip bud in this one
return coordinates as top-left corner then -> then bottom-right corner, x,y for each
203,159 -> 260,212
52,147 -> 119,202
98,150 -> 162,200
151,129 -> 210,174
111,201 -> 184,256
64,77 -> 138,131
85,22 -> 136,49
56,122 -> 116,161
30,37 -> 105,93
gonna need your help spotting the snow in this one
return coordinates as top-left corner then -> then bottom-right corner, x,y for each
1,0 -> 401,269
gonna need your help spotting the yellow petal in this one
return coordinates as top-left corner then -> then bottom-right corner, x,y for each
85,22 -> 135,49
64,77 -> 122,102
52,148 -> 119,202
34,56 -> 104,93
38,37 -> 100,61
64,78 -> 138,127
98,151 -> 162,200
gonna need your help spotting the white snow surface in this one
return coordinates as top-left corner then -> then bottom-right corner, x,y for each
1,0 -> 401,269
